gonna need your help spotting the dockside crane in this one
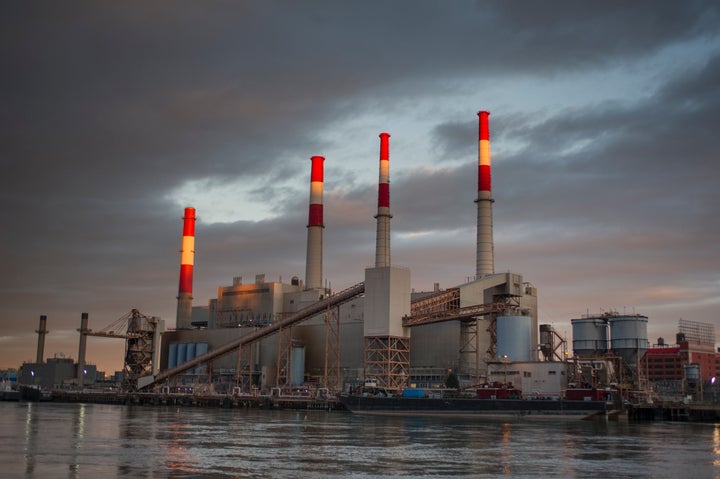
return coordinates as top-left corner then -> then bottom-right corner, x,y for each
84,309 -> 163,391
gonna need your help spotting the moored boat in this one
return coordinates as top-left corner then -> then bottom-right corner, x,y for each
339,387 -> 610,419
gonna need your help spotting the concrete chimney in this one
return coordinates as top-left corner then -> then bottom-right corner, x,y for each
35,315 -> 48,364
475,111 -> 494,278
375,133 -> 392,268
305,156 -> 325,290
77,312 -> 89,387
176,207 -> 196,329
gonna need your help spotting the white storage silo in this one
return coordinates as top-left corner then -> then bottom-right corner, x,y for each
609,315 -> 649,369
290,346 -> 305,386
496,315 -> 532,361
571,318 -> 609,357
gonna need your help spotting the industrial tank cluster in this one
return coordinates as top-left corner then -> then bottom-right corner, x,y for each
571,312 -> 650,368
569,312 -> 652,392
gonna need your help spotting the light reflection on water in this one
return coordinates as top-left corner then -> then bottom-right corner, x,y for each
0,402 -> 718,478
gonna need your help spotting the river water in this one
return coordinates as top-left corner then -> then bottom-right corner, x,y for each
0,401 -> 718,479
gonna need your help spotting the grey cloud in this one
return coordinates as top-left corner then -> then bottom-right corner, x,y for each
1,1 -> 718,371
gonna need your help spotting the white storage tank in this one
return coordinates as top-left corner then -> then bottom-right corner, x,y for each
496,315 -> 532,361
609,315 -> 649,369
291,346 -> 305,386
571,318 -> 609,357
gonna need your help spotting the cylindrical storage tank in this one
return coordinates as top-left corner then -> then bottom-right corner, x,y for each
177,343 -> 188,366
496,315 -> 532,361
291,346 -> 305,386
194,343 -> 208,374
168,343 -> 178,369
186,342 -> 197,361
684,364 -> 700,381
539,324 -> 553,347
571,318 -> 609,357
609,315 -> 649,369
539,324 -> 554,360
195,342 -> 208,357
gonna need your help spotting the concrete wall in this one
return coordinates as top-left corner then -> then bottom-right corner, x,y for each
487,361 -> 566,397
364,266 -> 411,338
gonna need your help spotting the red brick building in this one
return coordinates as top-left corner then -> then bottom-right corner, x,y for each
643,340 -> 719,382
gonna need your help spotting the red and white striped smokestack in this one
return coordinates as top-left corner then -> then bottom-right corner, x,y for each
176,207 -> 196,329
305,156 -> 325,290
475,111 -> 494,277
375,132 -> 392,268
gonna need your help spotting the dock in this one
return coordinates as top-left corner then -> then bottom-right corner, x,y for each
627,402 -> 720,422
47,390 -> 343,411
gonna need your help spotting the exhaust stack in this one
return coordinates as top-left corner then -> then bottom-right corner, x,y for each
176,207 -> 196,329
305,156 -> 325,290
375,133 -> 392,268
475,111 -> 494,278
35,315 -> 48,364
77,312 -> 89,387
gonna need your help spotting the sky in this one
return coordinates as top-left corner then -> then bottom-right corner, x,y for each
2,1 -> 719,374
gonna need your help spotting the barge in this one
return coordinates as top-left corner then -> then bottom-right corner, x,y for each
339,387 -> 611,419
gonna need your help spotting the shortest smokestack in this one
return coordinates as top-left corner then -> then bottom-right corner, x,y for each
35,315 -> 48,364
77,312 -> 89,387
176,207 -> 196,329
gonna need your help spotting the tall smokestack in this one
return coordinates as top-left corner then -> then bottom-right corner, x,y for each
476,110 -> 494,277
35,315 -> 48,364
305,155 -> 325,290
77,312 -> 88,387
375,132 -> 392,268
176,206 -> 196,329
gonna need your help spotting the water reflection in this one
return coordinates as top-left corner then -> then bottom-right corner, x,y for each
23,403 -> 37,474
68,403 -> 86,478
499,422 -> 512,475
2,403 -> 719,478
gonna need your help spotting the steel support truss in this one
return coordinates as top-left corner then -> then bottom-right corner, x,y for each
323,304 -> 341,391
276,326 -> 293,387
363,336 -> 410,392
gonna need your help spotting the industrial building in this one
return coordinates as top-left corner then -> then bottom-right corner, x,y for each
157,111 -> 539,393
17,310 -> 160,391
642,320 -> 719,402
30,110 -> 709,401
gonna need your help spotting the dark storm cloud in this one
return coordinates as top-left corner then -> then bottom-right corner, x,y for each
1,1 -> 718,370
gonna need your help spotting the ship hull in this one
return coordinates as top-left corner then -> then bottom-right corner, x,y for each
339,395 -> 608,419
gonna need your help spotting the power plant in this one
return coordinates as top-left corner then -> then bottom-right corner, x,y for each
149,110 -> 539,393
12,110 -> 719,415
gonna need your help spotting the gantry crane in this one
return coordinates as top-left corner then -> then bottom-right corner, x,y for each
85,309 -> 162,391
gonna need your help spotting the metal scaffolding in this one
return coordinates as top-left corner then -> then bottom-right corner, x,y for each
323,304 -> 341,391
363,336 -> 410,392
